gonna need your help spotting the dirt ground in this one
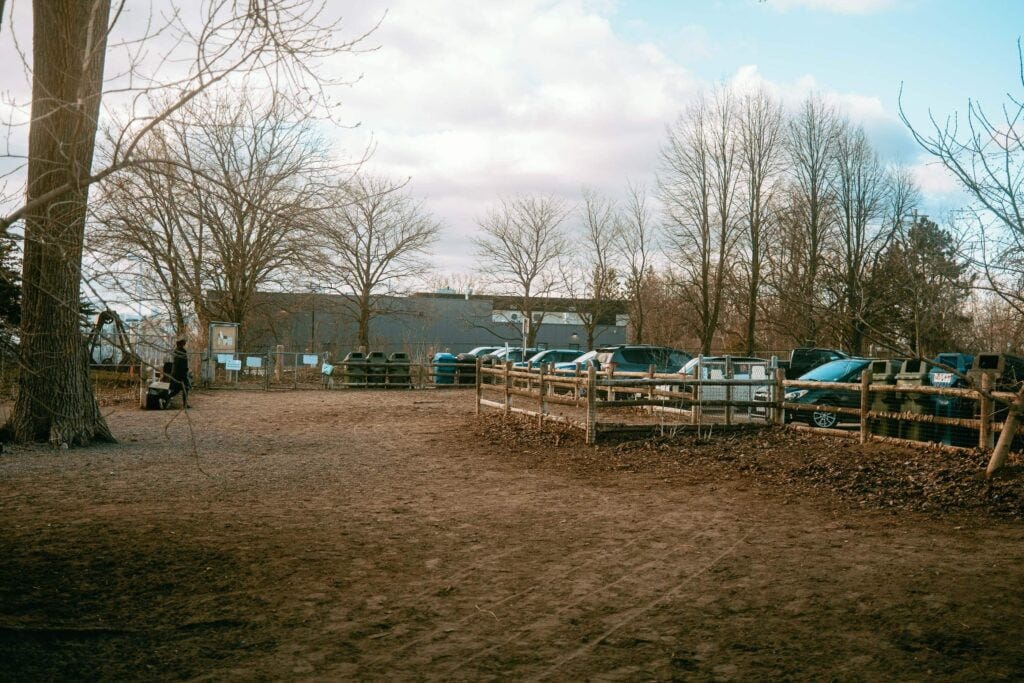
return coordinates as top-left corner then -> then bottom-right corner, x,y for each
1,389 -> 1023,681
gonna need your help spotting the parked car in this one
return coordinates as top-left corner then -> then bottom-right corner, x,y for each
513,348 -> 584,368
467,346 -> 502,358
552,345 -> 692,375
780,358 -> 874,428
480,346 -> 541,366
778,347 -> 849,378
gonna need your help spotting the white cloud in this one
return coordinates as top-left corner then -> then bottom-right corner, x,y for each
337,0 -> 699,252
767,0 -> 899,14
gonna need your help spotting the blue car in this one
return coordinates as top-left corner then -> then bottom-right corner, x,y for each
783,358 -> 874,428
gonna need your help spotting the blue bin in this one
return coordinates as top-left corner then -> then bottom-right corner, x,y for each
433,352 -> 457,385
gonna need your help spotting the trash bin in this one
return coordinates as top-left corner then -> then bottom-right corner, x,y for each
387,352 -> 411,389
895,359 -> 931,442
929,353 -> 974,447
366,351 -> 387,386
432,352 -> 457,385
868,359 -> 901,437
455,352 -> 477,385
342,351 -> 366,388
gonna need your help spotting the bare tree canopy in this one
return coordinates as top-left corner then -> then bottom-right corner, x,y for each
561,188 -> 621,350
91,89 -> 336,336
900,42 -> 1024,319
659,88 -> 741,355
735,87 -> 783,354
615,181 -> 656,344
474,195 -> 569,346
313,174 -> 441,349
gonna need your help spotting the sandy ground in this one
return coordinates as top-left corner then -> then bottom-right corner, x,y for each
0,388 -> 1022,680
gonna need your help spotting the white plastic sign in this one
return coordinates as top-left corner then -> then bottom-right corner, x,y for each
246,356 -> 263,368
225,359 -> 242,371
303,354 -> 319,366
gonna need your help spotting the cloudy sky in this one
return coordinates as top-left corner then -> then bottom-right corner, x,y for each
2,0 -> 1021,281
327,0 -> 1024,275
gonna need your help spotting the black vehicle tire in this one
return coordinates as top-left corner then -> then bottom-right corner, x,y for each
811,410 -> 838,429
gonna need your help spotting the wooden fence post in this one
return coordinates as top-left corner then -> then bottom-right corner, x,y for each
773,368 -> 786,426
979,373 -> 993,449
503,361 -> 511,416
606,362 -> 616,402
859,369 -> 871,445
586,364 -> 597,445
987,382 -> 1024,477
475,356 -> 482,415
725,356 -> 733,427
647,364 -> 655,415
537,363 -> 546,428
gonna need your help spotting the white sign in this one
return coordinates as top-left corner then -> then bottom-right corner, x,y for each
321,362 -> 334,376
217,353 -> 233,364
303,354 -> 319,366
225,359 -> 242,371
246,356 -> 263,368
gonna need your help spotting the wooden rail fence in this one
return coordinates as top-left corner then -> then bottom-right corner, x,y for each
475,360 -> 1019,467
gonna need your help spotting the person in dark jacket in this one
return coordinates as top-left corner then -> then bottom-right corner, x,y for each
164,338 -> 191,409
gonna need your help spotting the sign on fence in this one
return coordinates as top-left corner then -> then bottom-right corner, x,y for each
226,359 -> 242,371
246,356 -> 263,368
303,354 -> 319,366
217,353 -> 233,364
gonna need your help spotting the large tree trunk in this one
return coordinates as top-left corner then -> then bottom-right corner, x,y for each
5,0 -> 114,446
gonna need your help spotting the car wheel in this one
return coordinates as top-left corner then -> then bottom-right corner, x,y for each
812,410 -> 838,429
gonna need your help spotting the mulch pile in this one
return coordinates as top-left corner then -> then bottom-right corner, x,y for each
472,414 -> 1024,520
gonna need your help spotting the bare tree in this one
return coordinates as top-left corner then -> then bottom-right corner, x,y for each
1,1 -> 374,446
474,195 -> 569,347
780,94 -> 841,344
314,174 -> 440,350
660,89 -> 741,355
900,43 -> 1024,320
826,122 -> 890,354
735,88 -> 783,355
561,189 -> 621,350
91,90 -> 335,338
615,181 -> 656,344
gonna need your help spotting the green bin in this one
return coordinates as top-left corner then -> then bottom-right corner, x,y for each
387,352 -> 412,389
342,351 -> 366,387
366,351 -> 387,386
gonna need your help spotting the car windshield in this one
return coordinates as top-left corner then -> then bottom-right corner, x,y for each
800,359 -> 870,382
570,351 -> 597,363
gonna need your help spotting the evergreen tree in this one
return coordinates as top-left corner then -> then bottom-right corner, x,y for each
868,217 -> 974,355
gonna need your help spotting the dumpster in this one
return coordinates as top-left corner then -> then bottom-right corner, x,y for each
366,351 -> 387,386
433,352 -> 457,385
868,359 -> 901,437
455,352 -> 477,385
929,353 -> 974,447
895,359 -> 931,442
387,352 -> 412,388
342,351 -> 366,387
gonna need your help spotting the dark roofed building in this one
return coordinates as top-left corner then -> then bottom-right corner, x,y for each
235,290 -> 628,361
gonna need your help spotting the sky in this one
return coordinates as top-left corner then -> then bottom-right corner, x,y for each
2,0 -> 1022,285
328,0 -> 1024,275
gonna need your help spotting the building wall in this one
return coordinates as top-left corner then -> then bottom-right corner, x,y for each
241,293 -> 626,361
